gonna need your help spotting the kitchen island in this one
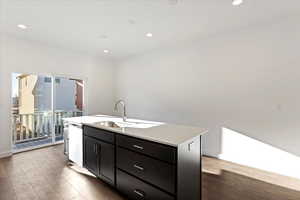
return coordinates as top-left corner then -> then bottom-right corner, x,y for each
63,115 -> 207,200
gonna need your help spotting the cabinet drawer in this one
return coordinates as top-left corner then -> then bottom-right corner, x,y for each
117,170 -> 175,200
117,147 -> 176,194
116,135 -> 176,164
83,125 -> 114,144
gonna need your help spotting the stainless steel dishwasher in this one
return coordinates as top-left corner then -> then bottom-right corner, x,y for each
64,122 -> 83,167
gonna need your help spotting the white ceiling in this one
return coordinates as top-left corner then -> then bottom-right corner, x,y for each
1,0 -> 299,60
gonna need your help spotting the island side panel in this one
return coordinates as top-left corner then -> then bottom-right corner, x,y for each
177,135 -> 202,200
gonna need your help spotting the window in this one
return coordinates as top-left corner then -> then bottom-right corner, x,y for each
11,73 -> 85,152
44,77 -> 51,83
19,79 -> 22,89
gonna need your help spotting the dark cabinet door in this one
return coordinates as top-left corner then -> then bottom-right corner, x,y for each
84,136 -> 99,176
117,170 -> 174,200
84,135 -> 115,186
116,134 -> 177,164
117,147 -> 176,194
98,140 -> 115,185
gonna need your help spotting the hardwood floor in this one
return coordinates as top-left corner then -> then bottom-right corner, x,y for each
202,157 -> 300,200
0,145 -> 124,200
0,145 -> 300,200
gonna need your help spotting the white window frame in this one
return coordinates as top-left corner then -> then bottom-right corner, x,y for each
11,72 -> 87,153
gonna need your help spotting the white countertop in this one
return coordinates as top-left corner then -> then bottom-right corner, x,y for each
63,115 -> 208,147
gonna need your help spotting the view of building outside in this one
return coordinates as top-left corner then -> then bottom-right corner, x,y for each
12,73 -> 84,148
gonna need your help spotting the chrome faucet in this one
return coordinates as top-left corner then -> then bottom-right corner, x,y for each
114,100 -> 127,122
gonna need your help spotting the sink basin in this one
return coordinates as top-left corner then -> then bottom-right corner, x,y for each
93,120 -> 162,129
94,121 -> 121,128
117,121 -> 162,129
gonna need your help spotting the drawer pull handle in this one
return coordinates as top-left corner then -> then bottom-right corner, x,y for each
134,189 -> 145,198
133,145 -> 144,150
133,164 -> 144,171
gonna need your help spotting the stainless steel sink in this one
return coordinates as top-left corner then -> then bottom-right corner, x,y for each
94,120 -> 162,129
94,121 -> 121,128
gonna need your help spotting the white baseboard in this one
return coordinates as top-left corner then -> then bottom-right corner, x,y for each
0,151 -> 12,159
202,150 -> 219,158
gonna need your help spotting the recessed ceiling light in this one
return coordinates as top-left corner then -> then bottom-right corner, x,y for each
169,0 -> 178,5
232,0 -> 243,6
103,49 -> 110,53
128,19 -> 136,25
146,33 -> 153,37
99,35 -> 108,39
17,24 -> 27,29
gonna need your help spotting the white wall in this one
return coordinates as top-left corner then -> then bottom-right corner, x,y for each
0,35 -> 116,157
115,15 -> 300,167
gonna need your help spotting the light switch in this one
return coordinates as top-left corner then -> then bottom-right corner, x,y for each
188,141 -> 194,151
